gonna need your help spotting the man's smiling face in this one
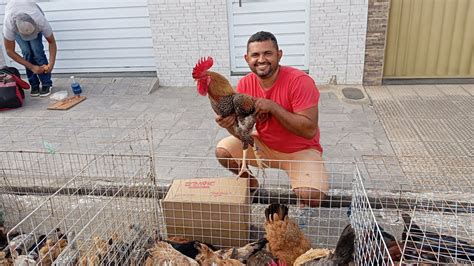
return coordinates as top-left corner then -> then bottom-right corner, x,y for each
245,40 -> 282,79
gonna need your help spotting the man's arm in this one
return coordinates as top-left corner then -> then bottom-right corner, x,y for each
44,34 -> 56,72
255,98 -> 318,139
3,38 -> 44,74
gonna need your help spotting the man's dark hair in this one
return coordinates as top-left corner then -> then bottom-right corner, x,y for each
247,31 -> 279,52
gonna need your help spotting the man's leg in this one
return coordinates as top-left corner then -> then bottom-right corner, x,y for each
283,149 -> 329,207
216,136 -> 259,189
293,187 -> 326,207
14,35 -> 40,90
29,33 -> 52,88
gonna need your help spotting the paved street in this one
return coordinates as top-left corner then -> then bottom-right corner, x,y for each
0,78 -> 472,199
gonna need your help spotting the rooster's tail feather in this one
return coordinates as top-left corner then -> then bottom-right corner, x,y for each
265,204 -> 289,223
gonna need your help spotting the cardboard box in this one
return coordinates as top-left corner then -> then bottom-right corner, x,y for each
162,177 -> 251,247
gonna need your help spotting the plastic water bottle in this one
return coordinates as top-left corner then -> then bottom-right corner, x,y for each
70,76 -> 82,96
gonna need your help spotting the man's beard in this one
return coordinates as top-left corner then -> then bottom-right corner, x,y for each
254,63 -> 274,79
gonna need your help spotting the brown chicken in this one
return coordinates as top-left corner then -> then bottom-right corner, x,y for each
38,238 -> 68,265
194,242 -> 242,266
294,224 -> 355,265
145,241 -> 199,266
192,56 -> 257,177
264,203 -> 311,265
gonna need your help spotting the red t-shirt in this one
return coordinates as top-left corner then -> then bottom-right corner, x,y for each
236,66 -> 322,154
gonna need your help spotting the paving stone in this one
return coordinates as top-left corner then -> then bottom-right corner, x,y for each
411,119 -> 455,142
435,84 -> 471,96
380,118 -> 420,142
461,141 -> 474,157
411,85 -> 445,97
372,99 -> 407,118
452,97 -> 474,117
423,141 -> 469,157
460,84 -> 474,96
364,86 -> 392,101
391,142 -> 430,157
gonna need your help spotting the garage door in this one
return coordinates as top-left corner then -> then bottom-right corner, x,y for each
384,0 -> 474,79
0,0 -> 156,74
227,0 -> 310,75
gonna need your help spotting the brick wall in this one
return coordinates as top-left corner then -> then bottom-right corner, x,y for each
309,0 -> 368,85
363,0 -> 390,85
148,0 -> 369,86
147,0 -> 231,87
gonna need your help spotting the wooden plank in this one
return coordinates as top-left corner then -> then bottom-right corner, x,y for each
47,95 -> 87,110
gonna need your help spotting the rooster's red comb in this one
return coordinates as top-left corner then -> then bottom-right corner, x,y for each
192,56 -> 214,79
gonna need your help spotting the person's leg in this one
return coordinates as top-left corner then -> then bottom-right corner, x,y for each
29,33 -> 52,87
282,150 -> 329,207
14,35 -> 40,90
216,136 -> 259,189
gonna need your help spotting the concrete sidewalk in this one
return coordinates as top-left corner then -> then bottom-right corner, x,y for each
0,77 -> 472,198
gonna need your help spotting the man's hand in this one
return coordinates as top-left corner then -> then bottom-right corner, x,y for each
31,65 -> 45,74
216,115 -> 235,129
42,64 -> 51,73
255,98 -> 276,116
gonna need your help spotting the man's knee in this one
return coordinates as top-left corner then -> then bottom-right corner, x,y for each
294,187 -> 327,207
215,147 -> 235,168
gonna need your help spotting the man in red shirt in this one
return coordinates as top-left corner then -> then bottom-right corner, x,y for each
215,31 -> 329,207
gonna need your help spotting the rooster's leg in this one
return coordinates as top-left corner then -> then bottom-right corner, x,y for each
237,148 -> 249,177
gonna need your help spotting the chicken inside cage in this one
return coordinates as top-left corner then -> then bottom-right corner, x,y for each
1,122 -> 472,266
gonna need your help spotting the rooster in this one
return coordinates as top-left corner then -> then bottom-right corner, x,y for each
264,203 -> 311,265
192,56 -> 257,178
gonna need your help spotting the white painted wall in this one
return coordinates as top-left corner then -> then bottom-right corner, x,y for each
149,0 -> 368,86
309,0 -> 368,85
147,0 -> 232,87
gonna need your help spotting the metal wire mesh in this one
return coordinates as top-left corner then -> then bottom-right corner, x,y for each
351,164 -> 393,265
0,116 -> 151,154
400,202 -> 473,264
3,117 -> 470,264
359,155 -> 474,264
3,120 -> 157,265
7,152 -> 158,265
153,156 -> 355,250
0,117 -> 154,228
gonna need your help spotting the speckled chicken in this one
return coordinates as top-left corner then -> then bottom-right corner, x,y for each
192,56 -> 256,177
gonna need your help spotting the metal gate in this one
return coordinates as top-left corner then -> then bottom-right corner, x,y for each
227,0 -> 310,75
0,0 -> 156,74
384,0 -> 474,79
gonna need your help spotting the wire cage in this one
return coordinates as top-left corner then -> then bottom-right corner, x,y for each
6,150 -> 158,265
358,156 -> 474,265
152,156 -> 397,265
3,116 -> 469,264
0,117 -> 154,228
2,118 -> 158,265
3,153 -> 395,265
153,156 -> 355,247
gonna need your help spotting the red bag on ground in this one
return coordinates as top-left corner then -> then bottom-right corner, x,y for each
0,66 -> 30,110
